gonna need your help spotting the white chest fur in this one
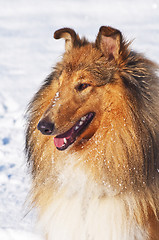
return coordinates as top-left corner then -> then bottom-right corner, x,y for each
38,161 -> 147,240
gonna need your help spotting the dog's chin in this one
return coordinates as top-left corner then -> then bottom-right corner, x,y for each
54,112 -> 95,151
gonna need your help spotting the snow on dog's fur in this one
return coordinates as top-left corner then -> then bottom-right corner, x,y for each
25,26 -> 159,240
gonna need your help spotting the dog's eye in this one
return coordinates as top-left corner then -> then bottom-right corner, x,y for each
76,83 -> 90,92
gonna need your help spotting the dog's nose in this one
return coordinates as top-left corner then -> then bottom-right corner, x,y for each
37,118 -> 54,135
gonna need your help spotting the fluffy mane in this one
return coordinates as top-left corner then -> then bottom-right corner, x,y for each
25,27 -> 159,239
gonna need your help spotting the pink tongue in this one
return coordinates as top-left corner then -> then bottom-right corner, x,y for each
54,127 -> 75,149
54,137 -> 65,148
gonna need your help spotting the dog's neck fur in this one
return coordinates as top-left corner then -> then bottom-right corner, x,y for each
37,154 -> 152,240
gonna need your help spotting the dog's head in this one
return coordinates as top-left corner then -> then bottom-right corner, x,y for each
37,27 -> 129,151
26,26 -> 159,195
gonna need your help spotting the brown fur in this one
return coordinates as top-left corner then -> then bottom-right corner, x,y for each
25,26 -> 159,239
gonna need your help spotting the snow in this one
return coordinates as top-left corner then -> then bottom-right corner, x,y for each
0,0 -> 158,239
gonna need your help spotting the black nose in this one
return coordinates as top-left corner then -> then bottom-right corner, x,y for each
37,118 -> 54,135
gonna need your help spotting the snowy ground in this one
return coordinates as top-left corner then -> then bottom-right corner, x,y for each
0,0 -> 159,239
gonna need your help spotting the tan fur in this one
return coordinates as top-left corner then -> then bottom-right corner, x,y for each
26,26 -> 159,240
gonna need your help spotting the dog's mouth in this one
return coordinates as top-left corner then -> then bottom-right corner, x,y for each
54,112 -> 95,151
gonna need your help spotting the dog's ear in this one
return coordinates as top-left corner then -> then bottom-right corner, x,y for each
96,26 -> 123,61
54,28 -> 78,52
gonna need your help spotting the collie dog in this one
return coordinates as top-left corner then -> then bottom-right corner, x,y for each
25,26 -> 159,240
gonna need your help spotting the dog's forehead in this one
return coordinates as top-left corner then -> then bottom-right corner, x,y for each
64,44 -> 100,70
59,68 -> 91,86
61,44 -> 115,84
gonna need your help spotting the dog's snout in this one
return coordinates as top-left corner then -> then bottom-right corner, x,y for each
37,118 -> 54,135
